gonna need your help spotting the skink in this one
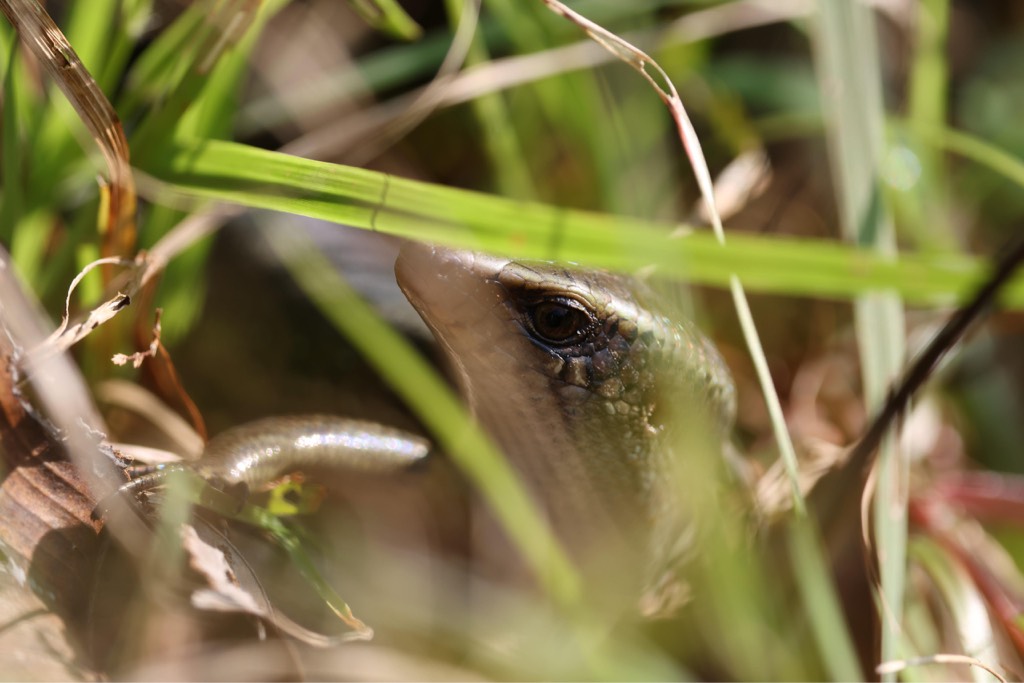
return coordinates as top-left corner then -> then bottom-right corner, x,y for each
123,242 -> 735,601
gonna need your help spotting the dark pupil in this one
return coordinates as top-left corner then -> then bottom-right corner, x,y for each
531,301 -> 585,343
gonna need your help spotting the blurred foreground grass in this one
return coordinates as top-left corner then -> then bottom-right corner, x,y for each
3,0 -> 1024,680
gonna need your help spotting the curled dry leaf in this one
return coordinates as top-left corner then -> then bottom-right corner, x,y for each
46,257 -> 134,345
31,205 -> 241,366
112,310 -> 162,369
181,523 -> 267,617
26,255 -> 137,369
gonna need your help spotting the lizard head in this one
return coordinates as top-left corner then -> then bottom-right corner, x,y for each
395,241 -> 735,599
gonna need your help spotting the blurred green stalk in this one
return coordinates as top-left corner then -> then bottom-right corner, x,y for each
813,2 -> 908,679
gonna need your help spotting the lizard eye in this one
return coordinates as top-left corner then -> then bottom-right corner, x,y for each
526,298 -> 592,345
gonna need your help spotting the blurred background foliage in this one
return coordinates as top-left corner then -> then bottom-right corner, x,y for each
4,0 -> 1024,680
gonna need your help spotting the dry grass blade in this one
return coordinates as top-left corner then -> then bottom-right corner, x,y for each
846,235 -> 1024,483
537,0 -> 805,511
340,0 -> 480,164
197,0 -> 259,74
285,0 -> 480,162
245,0 -> 811,147
877,653 -> 1007,682
535,4 -> 863,677
538,0 -> 723,240
131,0 -> 261,156
0,0 -> 136,258
96,380 -> 204,459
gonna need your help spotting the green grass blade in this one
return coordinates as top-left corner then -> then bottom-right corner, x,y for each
237,0 -> 677,137
98,0 -> 153,96
0,18 -> 64,248
444,0 -> 537,199
901,0 -> 954,250
136,0 -> 288,342
129,8 -> 234,159
179,0 -> 289,140
815,2 -> 908,678
788,515 -> 863,681
131,0 -> 289,159
467,1 -> 644,212
0,35 -> 23,246
139,137 -> 1024,307
9,209 -> 54,290
908,536 -> 1002,681
118,3 -> 206,119
922,124 -> 1024,194
348,0 -> 422,40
